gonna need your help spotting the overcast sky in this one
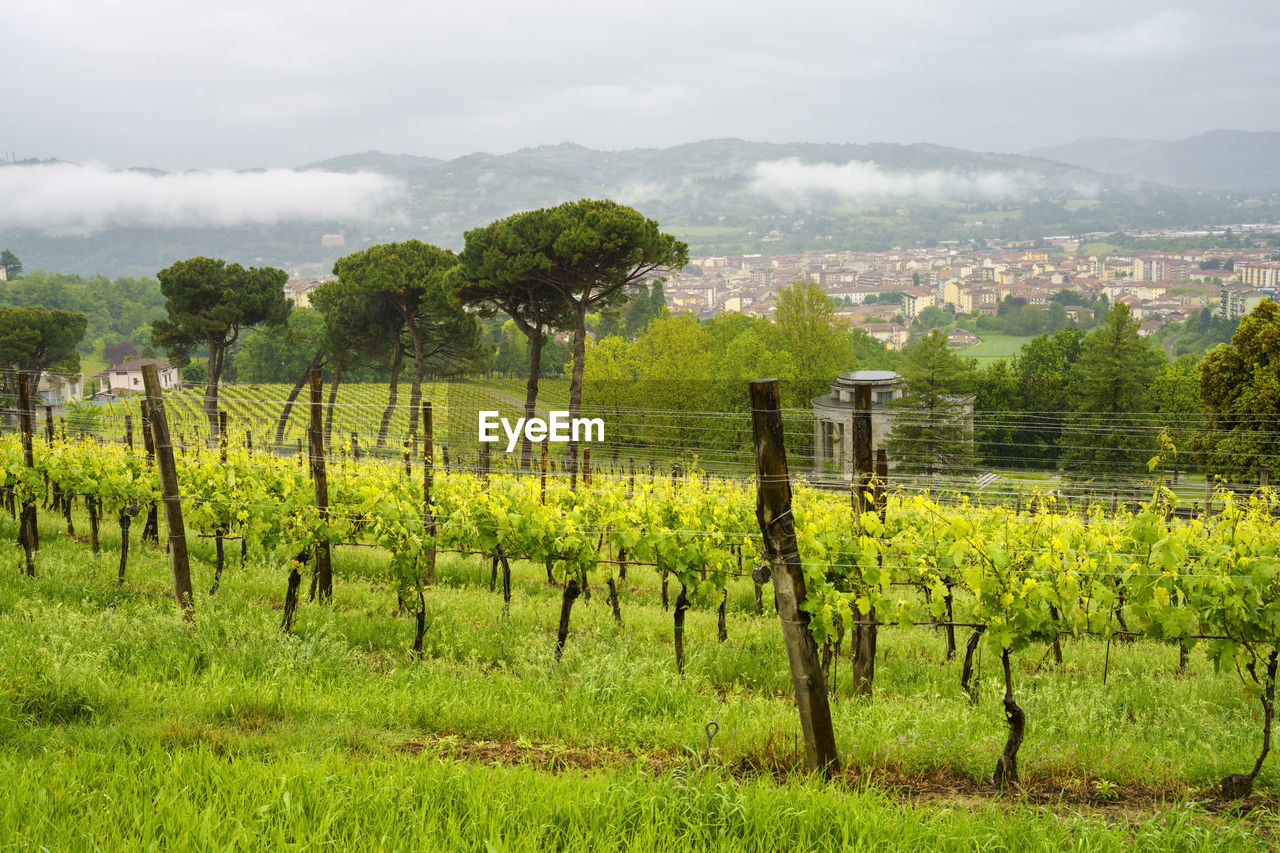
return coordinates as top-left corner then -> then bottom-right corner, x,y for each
6,0 -> 1279,171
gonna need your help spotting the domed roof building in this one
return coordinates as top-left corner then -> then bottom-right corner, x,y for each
811,370 -> 903,479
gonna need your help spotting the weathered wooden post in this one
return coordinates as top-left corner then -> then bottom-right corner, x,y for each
874,449 -> 888,523
422,402 -> 437,587
17,374 -> 37,575
210,411 -> 229,595
540,441 -> 548,505
141,364 -> 194,618
309,370 -> 332,602
850,385 -> 877,695
749,379 -> 840,775
139,398 -> 159,546
412,402 -> 435,655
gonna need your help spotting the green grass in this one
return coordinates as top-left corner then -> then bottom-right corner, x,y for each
1082,242 -> 1124,255
0,506 -> 1276,848
957,333 -> 1035,360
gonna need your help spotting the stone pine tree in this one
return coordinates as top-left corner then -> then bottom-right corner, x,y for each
152,257 -> 291,445
1059,302 -> 1165,482
452,200 -> 686,483
331,240 -> 487,442
0,306 -> 88,411
1194,300 -> 1280,481
456,227 -> 571,470
886,330 -> 975,476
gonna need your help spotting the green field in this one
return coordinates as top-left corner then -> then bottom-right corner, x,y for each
92,381 -> 537,453
956,333 -> 1035,360
0,494 -> 1276,849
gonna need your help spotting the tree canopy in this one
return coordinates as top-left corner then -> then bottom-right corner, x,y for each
1,250 -> 21,281
332,240 -> 487,440
456,200 -> 687,481
1060,302 -> 1165,480
152,257 -> 291,442
0,306 -> 87,376
886,330 -> 975,476
1195,300 -> 1280,481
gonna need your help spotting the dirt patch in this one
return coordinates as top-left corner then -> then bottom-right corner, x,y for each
397,735 -> 674,775
398,732 -> 1279,824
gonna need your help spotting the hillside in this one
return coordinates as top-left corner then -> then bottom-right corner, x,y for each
1028,130 -> 1280,192
5,137 -> 1280,277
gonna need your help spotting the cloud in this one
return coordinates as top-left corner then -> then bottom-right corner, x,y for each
0,162 -> 404,230
612,181 -> 666,204
750,159 -> 1045,203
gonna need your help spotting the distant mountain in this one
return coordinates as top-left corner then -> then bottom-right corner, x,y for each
5,138 -> 1279,277
1028,130 -> 1280,191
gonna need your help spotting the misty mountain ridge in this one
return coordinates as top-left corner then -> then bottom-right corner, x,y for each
2,135 -> 1278,278
1028,130 -> 1280,192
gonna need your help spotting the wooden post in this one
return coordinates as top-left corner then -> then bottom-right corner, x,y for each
423,402 -> 436,586
124,414 -> 134,451
350,432 -> 359,464
42,405 -> 55,512
139,398 -> 159,546
141,364 -> 194,617
583,448 -> 591,488
479,436 -> 491,485
848,386 -> 877,696
1261,466 -> 1270,489
749,379 -> 840,775
1205,475 -> 1214,517
874,449 -> 888,523
540,441 -> 548,505
309,369 -> 332,602
628,457 -> 635,499
17,373 -> 37,575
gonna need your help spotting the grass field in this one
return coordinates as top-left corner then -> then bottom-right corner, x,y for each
90,381 -> 539,452
0,497 -> 1276,849
956,333 -> 1035,360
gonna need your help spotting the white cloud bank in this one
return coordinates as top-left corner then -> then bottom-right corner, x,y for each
750,158 -> 1045,203
0,162 -> 404,229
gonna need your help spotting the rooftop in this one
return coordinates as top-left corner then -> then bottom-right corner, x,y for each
837,370 -> 899,384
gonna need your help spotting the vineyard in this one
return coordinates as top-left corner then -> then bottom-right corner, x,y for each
2,375 -> 1279,848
